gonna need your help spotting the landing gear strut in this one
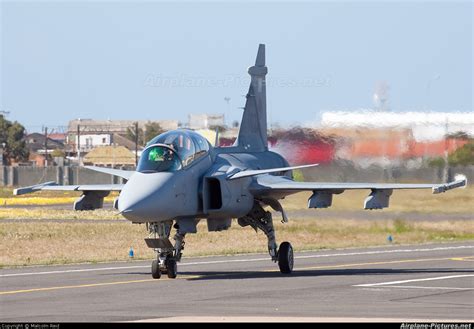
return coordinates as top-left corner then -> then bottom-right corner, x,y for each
238,201 -> 294,274
146,221 -> 186,279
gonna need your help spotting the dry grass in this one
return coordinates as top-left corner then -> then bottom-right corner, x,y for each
0,208 -> 121,220
281,186 -> 474,213
1,218 -> 472,267
0,185 -> 472,267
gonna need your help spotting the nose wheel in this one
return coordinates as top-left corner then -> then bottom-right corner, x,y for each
151,259 -> 161,279
146,221 -> 184,279
165,258 -> 178,279
151,255 -> 178,279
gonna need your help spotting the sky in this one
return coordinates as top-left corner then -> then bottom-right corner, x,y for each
1,0 -> 472,133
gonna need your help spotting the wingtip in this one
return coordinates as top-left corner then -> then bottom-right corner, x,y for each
454,174 -> 467,188
432,174 -> 467,194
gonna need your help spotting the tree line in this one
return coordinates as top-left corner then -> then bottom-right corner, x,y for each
0,115 -> 29,165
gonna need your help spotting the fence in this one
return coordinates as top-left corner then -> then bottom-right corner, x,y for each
0,165 -> 473,187
0,166 -> 127,187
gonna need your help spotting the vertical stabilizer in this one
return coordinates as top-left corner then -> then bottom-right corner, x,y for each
234,44 -> 268,152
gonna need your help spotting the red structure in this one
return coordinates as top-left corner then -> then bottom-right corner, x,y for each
218,128 -> 336,165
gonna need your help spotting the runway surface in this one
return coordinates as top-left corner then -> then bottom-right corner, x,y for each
1,242 -> 473,322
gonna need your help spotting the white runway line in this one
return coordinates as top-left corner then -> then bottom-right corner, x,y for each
1,245 -> 472,278
294,245 -> 474,259
355,274 -> 474,287
374,285 -> 474,291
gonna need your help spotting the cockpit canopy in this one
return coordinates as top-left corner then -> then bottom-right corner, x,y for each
137,130 -> 211,173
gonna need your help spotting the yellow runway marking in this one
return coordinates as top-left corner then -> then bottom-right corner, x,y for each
451,256 -> 474,262
0,275 -> 202,296
0,279 -> 156,295
0,256 -> 469,296
293,256 -> 470,272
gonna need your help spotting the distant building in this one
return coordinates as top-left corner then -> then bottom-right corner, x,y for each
83,146 -> 135,167
68,119 -> 178,134
319,111 -> 473,167
48,133 -> 67,144
77,134 -> 111,152
67,119 -> 178,153
25,133 -> 66,166
321,111 -> 474,142
188,114 -> 225,130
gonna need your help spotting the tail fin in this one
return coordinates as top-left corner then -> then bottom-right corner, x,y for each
234,44 -> 268,152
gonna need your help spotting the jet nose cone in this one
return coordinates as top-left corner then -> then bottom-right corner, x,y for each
118,199 -> 151,221
118,172 -> 175,222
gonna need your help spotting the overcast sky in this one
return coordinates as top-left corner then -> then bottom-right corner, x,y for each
1,1 -> 472,132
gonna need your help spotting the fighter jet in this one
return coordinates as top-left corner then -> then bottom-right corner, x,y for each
14,44 -> 467,279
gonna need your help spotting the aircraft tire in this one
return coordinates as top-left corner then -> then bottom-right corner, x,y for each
278,242 -> 294,274
151,259 -> 161,279
166,258 -> 178,279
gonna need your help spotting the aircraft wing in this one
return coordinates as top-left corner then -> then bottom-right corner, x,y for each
12,166 -> 133,209
249,174 -> 467,210
228,163 -> 319,180
13,181 -> 124,210
13,181 -> 124,195
84,166 -> 134,180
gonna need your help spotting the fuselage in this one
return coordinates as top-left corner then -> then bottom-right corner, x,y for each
118,129 -> 289,223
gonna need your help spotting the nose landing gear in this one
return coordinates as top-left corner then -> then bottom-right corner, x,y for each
146,221 -> 185,279
151,254 -> 178,279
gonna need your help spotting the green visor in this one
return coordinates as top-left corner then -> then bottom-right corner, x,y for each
148,147 -> 165,162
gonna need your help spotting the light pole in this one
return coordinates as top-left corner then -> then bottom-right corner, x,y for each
443,115 -> 450,183
0,142 -> 5,165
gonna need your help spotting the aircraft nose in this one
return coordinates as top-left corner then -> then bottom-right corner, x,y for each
118,172 -> 175,222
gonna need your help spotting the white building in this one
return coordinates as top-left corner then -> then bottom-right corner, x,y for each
321,111 -> 474,141
75,134 -> 111,152
188,114 -> 225,130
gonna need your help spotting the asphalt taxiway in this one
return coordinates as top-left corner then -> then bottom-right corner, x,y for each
1,242 -> 473,322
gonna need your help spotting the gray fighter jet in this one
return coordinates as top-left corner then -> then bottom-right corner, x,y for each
15,44 -> 467,279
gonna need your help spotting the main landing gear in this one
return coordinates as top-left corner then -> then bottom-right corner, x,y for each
277,241 -> 294,274
238,201 -> 294,274
145,202 -> 294,279
145,221 -> 185,279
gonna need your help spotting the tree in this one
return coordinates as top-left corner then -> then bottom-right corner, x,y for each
428,141 -> 474,167
125,125 -> 145,146
125,122 -> 165,146
144,122 -> 164,143
446,131 -> 470,140
448,141 -> 474,166
0,115 -> 29,164
51,149 -> 65,158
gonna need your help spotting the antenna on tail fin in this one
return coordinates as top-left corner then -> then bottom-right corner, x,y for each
234,44 -> 268,152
